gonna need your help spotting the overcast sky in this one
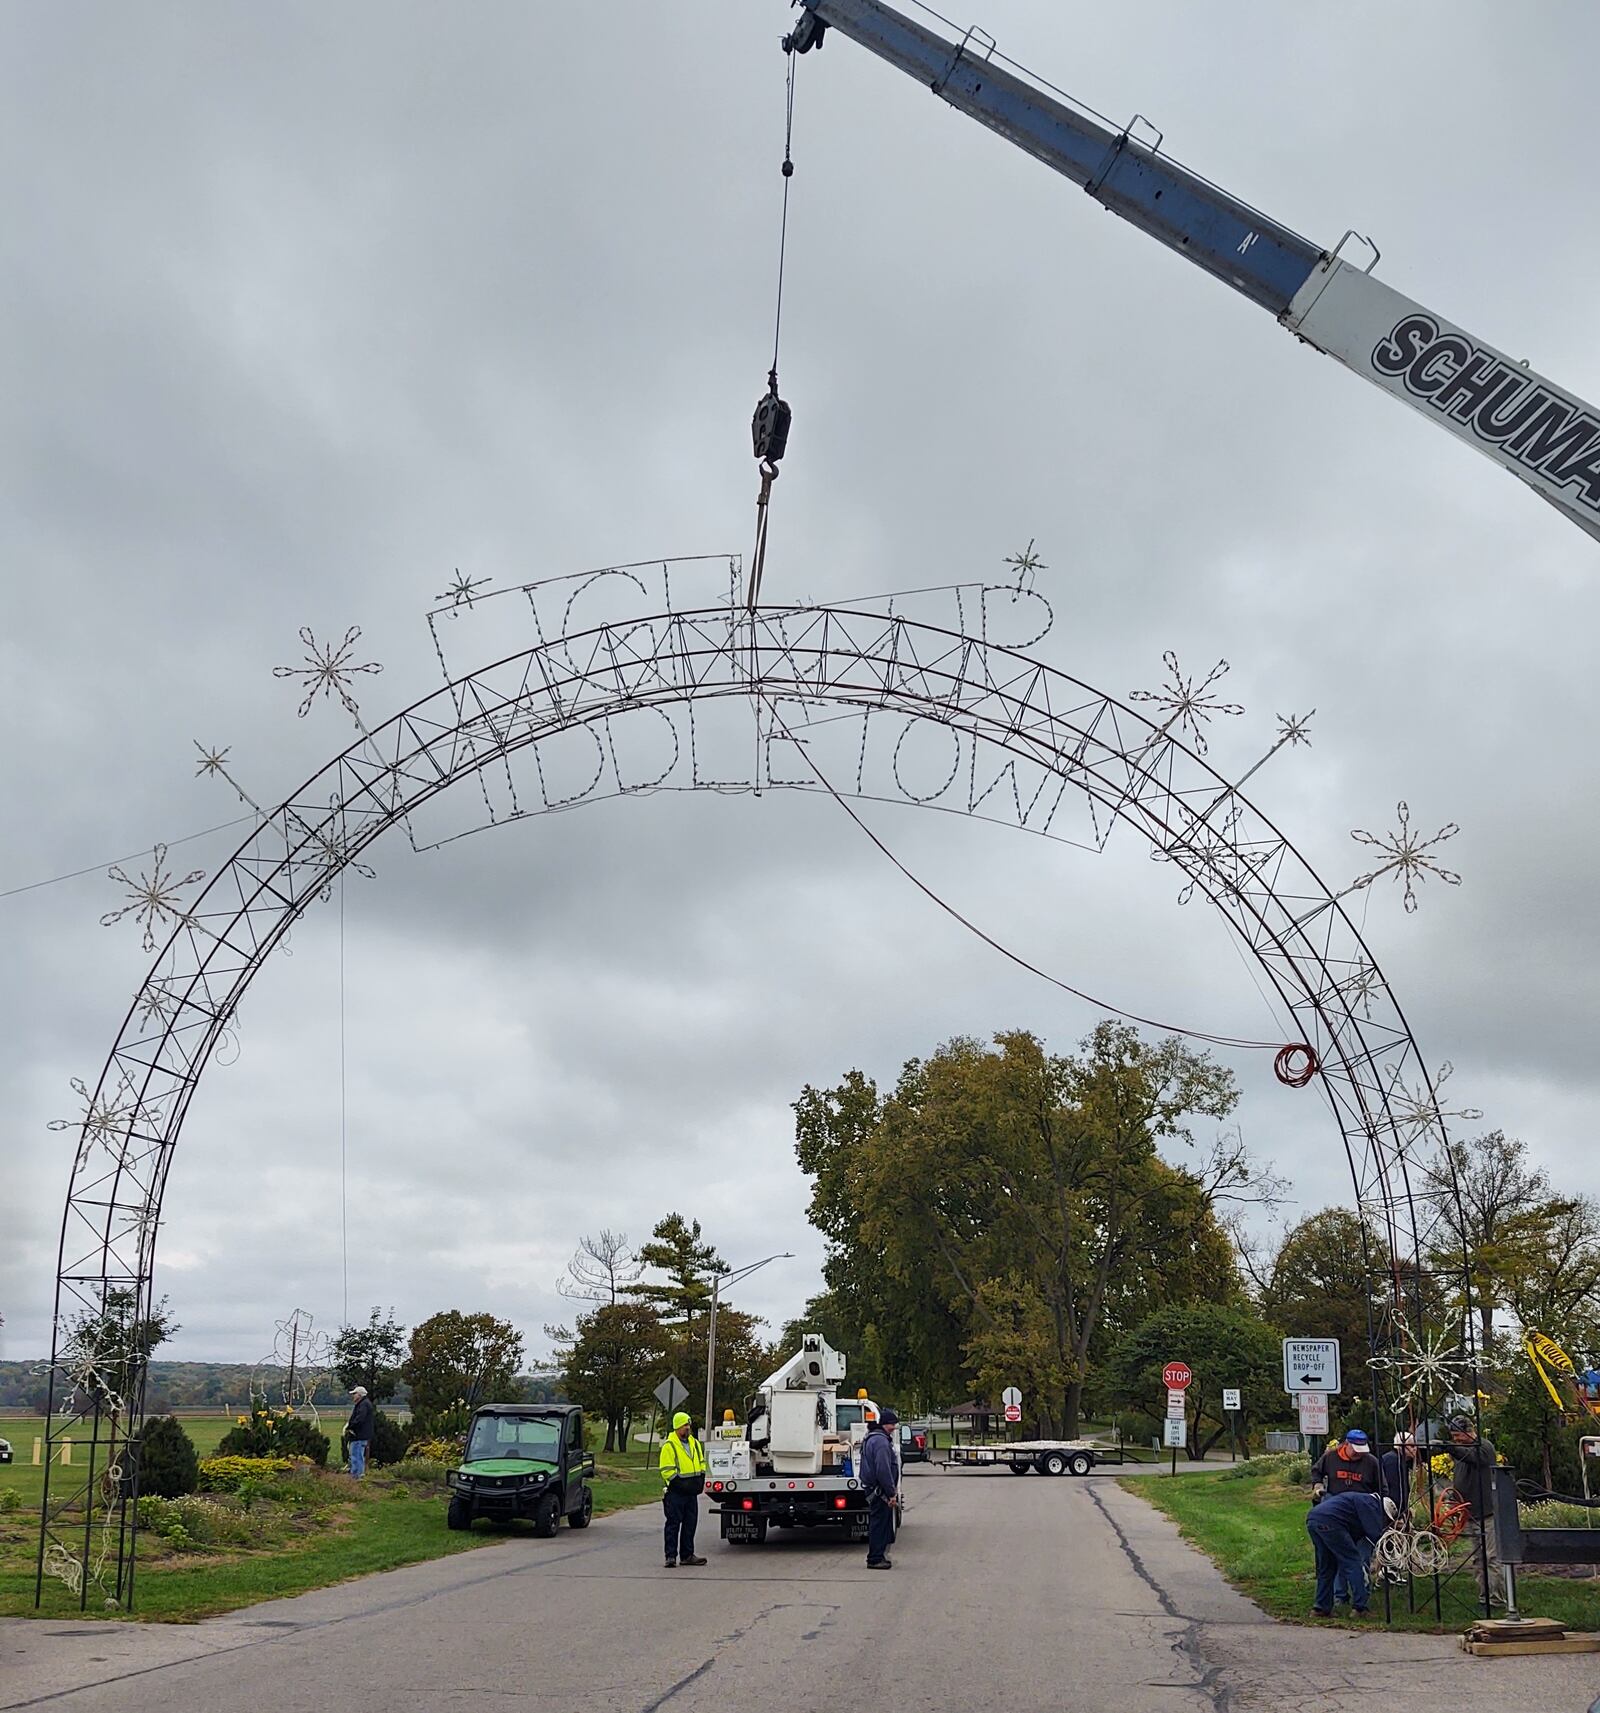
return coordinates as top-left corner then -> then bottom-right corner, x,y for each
3,1 -> 1597,1370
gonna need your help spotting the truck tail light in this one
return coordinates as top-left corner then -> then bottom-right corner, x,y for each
710,1481 -> 723,1493
741,1498 -> 755,1511
833,1496 -> 848,1509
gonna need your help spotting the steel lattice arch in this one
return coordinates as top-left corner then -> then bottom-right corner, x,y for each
40,558 -> 1481,1609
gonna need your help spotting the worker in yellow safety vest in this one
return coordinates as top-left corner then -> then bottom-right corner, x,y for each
659,1411 -> 707,1569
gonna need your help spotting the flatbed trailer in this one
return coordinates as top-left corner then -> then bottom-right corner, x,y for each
945,1440 -> 1134,1476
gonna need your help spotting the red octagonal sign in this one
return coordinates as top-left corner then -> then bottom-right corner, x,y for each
1162,1362 -> 1192,1389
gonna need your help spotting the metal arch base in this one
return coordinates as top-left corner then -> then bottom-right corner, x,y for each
38,560 -> 1481,1608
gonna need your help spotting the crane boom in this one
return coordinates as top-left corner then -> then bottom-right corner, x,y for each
792,0 -> 1600,546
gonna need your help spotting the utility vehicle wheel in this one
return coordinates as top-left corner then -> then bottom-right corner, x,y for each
1008,1460 -> 1032,1475
532,1493 -> 562,1538
1067,1452 -> 1093,1477
568,1486 -> 593,1528
447,1497 -> 473,1532
1039,1451 -> 1069,1477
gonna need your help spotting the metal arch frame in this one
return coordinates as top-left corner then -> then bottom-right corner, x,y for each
39,581 -> 1481,1609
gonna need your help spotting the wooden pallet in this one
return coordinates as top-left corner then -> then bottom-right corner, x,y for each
1461,1618 -> 1600,1657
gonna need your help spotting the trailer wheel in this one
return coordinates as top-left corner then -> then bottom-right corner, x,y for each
1067,1452 -> 1093,1477
1039,1451 -> 1069,1476
1008,1460 -> 1032,1475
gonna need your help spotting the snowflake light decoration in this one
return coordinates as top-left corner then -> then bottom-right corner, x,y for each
436,569 -> 491,609
1276,710 -> 1314,748
1350,800 -> 1461,913
1001,540 -> 1047,592
100,844 -> 205,953
47,1075 -> 152,1155
1382,1059 -> 1483,1147
1334,958 -> 1383,1021
135,976 -> 181,1031
1158,805 -> 1270,906
273,625 -> 383,721
1130,650 -> 1244,754
1371,1321 -> 1467,1408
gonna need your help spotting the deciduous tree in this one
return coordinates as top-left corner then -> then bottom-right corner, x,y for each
548,1301 -> 668,1452
402,1311 -> 524,1429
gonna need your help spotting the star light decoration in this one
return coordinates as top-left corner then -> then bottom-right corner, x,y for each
1350,800 -> 1462,914
1159,803 -> 1272,907
100,844 -> 205,954
436,568 -> 492,609
273,625 -> 383,721
1130,650 -> 1245,755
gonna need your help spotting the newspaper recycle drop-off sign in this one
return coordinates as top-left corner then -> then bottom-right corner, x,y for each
1282,1338 -> 1340,1394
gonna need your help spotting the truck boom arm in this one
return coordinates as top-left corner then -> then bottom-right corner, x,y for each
794,0 -> 1600,545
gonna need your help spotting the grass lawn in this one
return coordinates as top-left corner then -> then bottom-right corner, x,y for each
1125,1460 -> 1600,1635
0,1415 -> 662,1623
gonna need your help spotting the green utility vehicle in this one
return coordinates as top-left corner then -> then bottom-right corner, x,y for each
445,1404 -> 594,1536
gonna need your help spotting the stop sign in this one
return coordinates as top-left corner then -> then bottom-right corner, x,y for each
1162,1362 -> 1192,1389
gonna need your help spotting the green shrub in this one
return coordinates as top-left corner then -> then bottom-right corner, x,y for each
0,1487 -> 22,1513
131,1415 -> 199,1498
197,1455 -> 299,1492
1216,1451 -> 1310,1485
217,1405 -> 330,1467
367,1411 -> 408,1467
406,1436 -> 464,1465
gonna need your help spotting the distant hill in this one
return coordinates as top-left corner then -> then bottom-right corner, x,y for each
0,1362 -> 565,1414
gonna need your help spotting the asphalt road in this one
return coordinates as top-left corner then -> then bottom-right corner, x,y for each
3,1467 -> 1596,1712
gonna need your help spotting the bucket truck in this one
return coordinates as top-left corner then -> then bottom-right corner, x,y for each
706,1332 -> 902,1545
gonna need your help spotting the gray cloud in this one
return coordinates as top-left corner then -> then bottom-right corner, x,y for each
4,1 -> 1597,1365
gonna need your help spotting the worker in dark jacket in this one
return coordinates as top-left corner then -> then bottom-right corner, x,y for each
1381,1432 -> 1418,1512
1446,1415 -> 1501,1606
1306,1489 -> 1395,1618
858,1407 -> 900,1569
345,1387 -> 375,1478
1311,1428 -> 1381,1499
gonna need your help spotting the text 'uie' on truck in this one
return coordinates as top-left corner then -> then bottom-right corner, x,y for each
706,1333 -> 903,1546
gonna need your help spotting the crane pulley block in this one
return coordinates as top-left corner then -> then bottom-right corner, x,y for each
752,376 -> 792,465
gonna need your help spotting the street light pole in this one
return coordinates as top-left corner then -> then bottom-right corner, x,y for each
702,1251 -> 793,1435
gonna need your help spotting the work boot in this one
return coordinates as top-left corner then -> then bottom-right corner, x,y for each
868,1558 -> 893,1570
664,1558 -> 677,1569
680,1555 -> 707,1566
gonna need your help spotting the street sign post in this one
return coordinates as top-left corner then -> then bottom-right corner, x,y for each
1221,1387 -> 1242,1463
1162,1362 -> 1192,1390
1296,1390 -> 1329,1435
654,1375 -> 690,1414
1282,1339 -> 1340,1394
1166,1388 -> 1187,1420
1163,1418 -> 1185,1467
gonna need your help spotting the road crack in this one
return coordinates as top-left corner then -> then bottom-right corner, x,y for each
1086,1485 -> 1234,1713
